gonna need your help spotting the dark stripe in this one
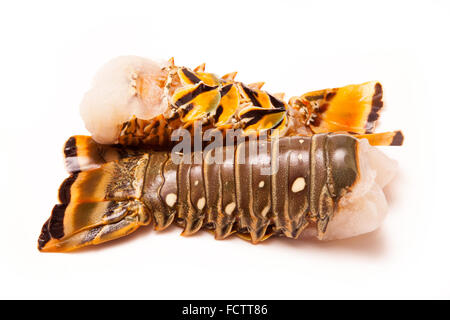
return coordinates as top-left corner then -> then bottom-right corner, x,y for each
367,111 -> 380,122
64,136 -> 77,158
167,108 -> 180,120
269,94 -> 285,109
242,108 -> 285,128
64,136 -> 81,173
174,83 -> 217,107
135,119 -> 141,130
58,172 -> 79,204
214,105 -> 223,122
305,94 -> 324,101
240,108 -> 286,120
325,92 -> 336,101
181,103 -> 195,117
390,131 -> 404,146
244,115 -> 264,128
318,103 -> 329,114
37,218 -> 51,250
49,204 -> 67,239
242,85 -> 262,107
181,68 -> 201,84
368,82 -> 383,124
310,117 -> 321,126
220,83 -> 233,97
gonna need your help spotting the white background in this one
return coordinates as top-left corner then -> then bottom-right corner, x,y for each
0,0 -> 448,299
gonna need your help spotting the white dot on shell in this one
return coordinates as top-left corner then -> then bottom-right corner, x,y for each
194,180 -> 199,186
258,181 -> 265,188
298,153 -> 303,161
197,197 -> 206,210
299,139 -> 304,144
165,193 -> 177,207
225,202 -> 236,215
291,177 -> 306,193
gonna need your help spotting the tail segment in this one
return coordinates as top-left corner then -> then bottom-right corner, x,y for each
38,153 -> 151,252
289,81 -> 384,135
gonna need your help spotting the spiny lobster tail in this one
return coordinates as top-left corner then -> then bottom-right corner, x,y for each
40,133 -> 367,252
38,154 -> 151,252
289,81 -> 385,135
80,56 -> 403,149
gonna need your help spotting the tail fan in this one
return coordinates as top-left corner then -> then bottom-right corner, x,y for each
38,154 -> 151,252
354,130 -> 404,146
63,135 -> 145,173
290,81 -> 384,134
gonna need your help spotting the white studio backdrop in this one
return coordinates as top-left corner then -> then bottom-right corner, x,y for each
0,0 -> 448,299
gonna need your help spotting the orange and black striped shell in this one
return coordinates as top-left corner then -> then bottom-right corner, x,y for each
119,66 -> 289,147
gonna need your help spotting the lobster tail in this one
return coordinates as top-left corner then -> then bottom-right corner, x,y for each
38,154 -> 151,252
